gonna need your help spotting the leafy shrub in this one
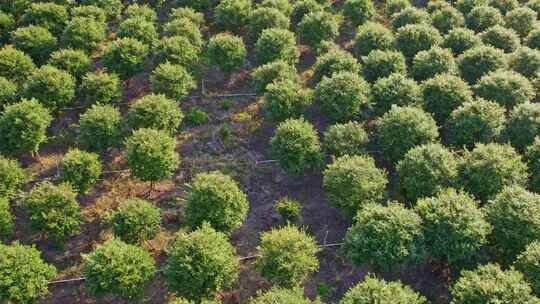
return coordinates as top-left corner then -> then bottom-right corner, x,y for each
411,47 -> 456,81
342,0 -> 375,26
150,63 -> 196,101
71,5 -> 107,23
162,18 -> 203,48
79,104 -> 122,152
23,65 -> 75,112
377,106 -> 439,164
362,50 -> 407,82
323,155 -> 388,216
185,171 -> 248,234
442,27 -> 481,55
117,17 -> 157,46
446,99 -> 505,148
184,107 -> 209,126
386,0 -> 411,17
474,70 -> 534,110
466,6 -> 503,32
252,60 -> 297,95
0,46 -> 36,85
214,0 -> 251,32
458,143 -> 528,201
526,137 -> 540,192
125,4 -> 157,22
0,198 -> 13,241
340,276 -> 427,304
314,72 -> 370,122
205,33 -> 246,74
256,225 -> 319,287
505,103 -> 540,150
23,182 -> 82,243
0,243 -> 56,303
80,71 -> 122,105
62,17 -> 106,53
527,28 -> 540,49
451,263 -> 539,303
489,0 -> 519,14
83,239 -> 156,299
0,99 -> 51,156
59,149 -> 101,194
391,7 -> 429,29
249,288 -> 314,304
298,11 -> 341,49
480,25 -> 520,53
260,0 -> 293,15
165,223 -> 239,301
103,38 -> 149,80
154,36 -> 200,68
21,2 -> 68,36
48,49 -> 91,80
372,73 -> 421,116
125,94 -> 183,135
275,198 -> 302,224
515,241 -> 540,295
264,79 -> 312,122
431,6 -> 465,34
458,45 -> 506,83
248,7 -> 289,39
344,202 -> 425,271
111,199 -> 161,244
396,24 -> 442,58
0,12 -> 15,45
352,22 -> 394,57
256,28 -> 299,65
323,121 -> 369,158
81,0 -> 123,19
0,156 -> 26,200
170,7 -> 204,26
421,73 -> 472,124
506,7 -> 537,38
11,26 -> 57,64
509,47 -> 540,79
291,0 -> 324,26
312,48 -> 361,83
0,77 -> 17,108
397,144 -> 458,203
271,118 -> 322,176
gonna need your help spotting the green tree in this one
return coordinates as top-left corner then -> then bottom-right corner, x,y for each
248,7 -> 289,39
11,26 -> 57,64
323,121 -> 369,158
154,36 -> 200,68
62,17 -> 106,53
431,6 -> 465,34
474,70 -> 534,110
505,103 -> 540,150
342,0 -> 375,26
205,33 -> 247,73
458,45 -> 506,84
509,47 -> 540,79
79,104 -> 122,152
80,71 -> 122,105
391,7 -> 429,29
442,27 -> 481,55
0,156 -> 26,200
111,199 -> 161,244
312,48 -> 361,84
21,2 -> 68,36
48,49 -> 91,80
0,198 -> 13,241
525,137 -> 540,192
362,50 -> 407,82
264,79 -> 312,123
22,65 -> 75,112
372,73 -> 421,116
506,7 -> 537,38
340,276 -> 427,304
249,288 -> 314,304
150,62 -> 196,101
59,149 -> 102,194
515,241 -> 540,295
125,94 -> 183,136
256,28 -> 299,65
411,47 -> 456,81
480,25 -> 520,53
298,11 -> 341,49
352,22 -> 394,57
466,5 -> 503,32
103,38 -> 149,80
214,0 -> 252,32
117,17 -> 158,46
421,73 -> 473,124
252,60 -> 297,95
0,46 -> 36,85
395,24 -> 442,58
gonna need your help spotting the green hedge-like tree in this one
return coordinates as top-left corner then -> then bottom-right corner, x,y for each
79,104 -> 122,152
505,103 -> 540,150
150,62 -> 196,101
117,17 -> 158,46
48,49 -> 91,80
252,60 -> 297,95
480,25 -> 520,54
458,143 -> 528,202
352,22 -> 394,57
314,71 -> 370,122
362,50 -> 407,82
103,38 -> 149,80
261,0 -> 293,16
170,8 -> 204,26
395,24 -> 442,58
256,28 -> 299,65
298,11 -> 341,49
59,149 -> 102,194
0,243 -> 56,303
0,46 -> 35,85
271,118 -> 322,176
486,185 -> 540,262
22,65 -> 75,112
421,73 -> 473,124
506,7 -> 537,38
165,223 -> 239,301
125,94 -> 183,135
0,77 -> 16,107
397,144 -> 458,203
126,128 -> 179,188
489,0 -> 519,14
81,0 -> 123,19
344,202 -> 425,271
340,276 -> 428,304
431,6 -> 465,34
312,48 -> 361,84
323,121 -> 369,158
291,0 -> 324,26
411,47 -> 456,81
23,182 -> 82,243
372,73 -> 421,116
446,99 -> 506,148
391,7 -> 429,29
0,156 -> 26,200
205,33 -> 247,74
80,71 -> 122,105
71,5 -> 107,23
0,99 -> 51,156
214,0 -> 251,32
111,198 -> 161,244
249,288 -> 314,304
526,137 -> 540,193
474,70 -> 534,110
61,17 -> 106,54
154,36 -> 200,68
256,225 -> 319,287
466,6 -> 504,33
451,263 -> 539,303
185,171 -> 248,234
83,239 -> 156,299
125,4 -> 156,22
515,241 -> 540,295
458,45 -> 507,83
162,18 -> 202,47
376,106 -> 439,164
323,155 -> 388,216
264,79 -> 312,123
386,0 -> 411,17
11,26 -> 57,64
509,47 -> 540,79
248,7 -> 289,39
442,27 -> 481,55
21,2 -> 68,36
342,0 -> 375,26
415,188 -> 490,267
0,198 -> 13,241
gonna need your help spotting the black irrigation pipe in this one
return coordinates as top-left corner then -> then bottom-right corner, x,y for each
48,243 -> 344,285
